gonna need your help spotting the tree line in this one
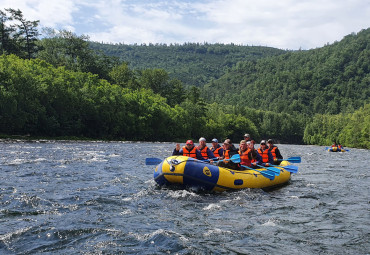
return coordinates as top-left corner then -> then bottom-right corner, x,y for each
0,54 -> 301,142
89,41 -> 286,88
0,8 -> 369,148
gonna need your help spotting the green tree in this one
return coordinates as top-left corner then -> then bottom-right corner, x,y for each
37,29 -> 118,79
6,8 -> 39,59
0,10 -> 17,54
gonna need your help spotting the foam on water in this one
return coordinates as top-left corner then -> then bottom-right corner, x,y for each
0,141 -> 369,254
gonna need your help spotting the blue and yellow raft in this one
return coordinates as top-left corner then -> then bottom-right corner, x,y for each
327,147 -> 346,152
154,156 -> 291,192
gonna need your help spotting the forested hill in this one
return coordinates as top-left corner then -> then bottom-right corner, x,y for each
89,42 -> 286,87
203,28 -> 370,116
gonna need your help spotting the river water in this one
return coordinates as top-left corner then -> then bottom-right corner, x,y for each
0,140 -> 368,254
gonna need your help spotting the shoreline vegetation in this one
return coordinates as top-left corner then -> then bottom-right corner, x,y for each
0,9 -> 369,149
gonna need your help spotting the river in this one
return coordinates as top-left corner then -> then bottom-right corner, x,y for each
0,140 -> 369,254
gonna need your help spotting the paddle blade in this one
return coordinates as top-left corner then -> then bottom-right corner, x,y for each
266,167 -> 281,175
229,154 -> 241,163
256,164 -> 280,176
145,158 -> 163,165
286,157 -> 301,163
241,165 -> 275,180
278,157 -> 301,163
283,165 -> 298,173
258,170 -> 275,180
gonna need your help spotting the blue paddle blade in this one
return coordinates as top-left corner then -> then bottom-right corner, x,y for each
283,165 -> 298,173
230,154 -> 241,163
278,157 -> 301,163
257,170 -> 275,180
241,165 -> 275,180
257,164 -> 281,175
145,158 -> 163,165
286,157 -> 301,163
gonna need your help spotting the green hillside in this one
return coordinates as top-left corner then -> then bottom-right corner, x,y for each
1,8 -> 368,147
203,28 -> 370,116
89,42 -> 286,87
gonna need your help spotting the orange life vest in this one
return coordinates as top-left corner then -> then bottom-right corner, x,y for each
182,146 -> 197,159
239,149 -> 252,166
212,146 -> 222,158
224,150 -> 230,159
257,148 -> 269,163
269,146 -> 278,160
198,146 -> 210,159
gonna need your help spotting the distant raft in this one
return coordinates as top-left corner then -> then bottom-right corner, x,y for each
153,156 -> 292,192
327,147 -> 346,152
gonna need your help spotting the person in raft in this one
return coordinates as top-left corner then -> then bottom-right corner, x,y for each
238,140 -> 259,169
254,140 -> 274,167
210,138 -> 224,159
197,137 -> 215,160
244,133 -> 252,142
173,140 -> 205,160
238,140 -> 253,169
267,139 -> 283,165
331,141 -> 337,148
218,139 -> 239,169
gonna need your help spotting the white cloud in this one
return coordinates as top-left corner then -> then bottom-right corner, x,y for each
1,0 -> 369,49
0,0 -> 77,29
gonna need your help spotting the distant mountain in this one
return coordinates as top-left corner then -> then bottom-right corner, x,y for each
89,42 -> 286,87
203,28 -> 370,116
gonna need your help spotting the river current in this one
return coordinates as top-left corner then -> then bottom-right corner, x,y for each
0,140 -> 369,254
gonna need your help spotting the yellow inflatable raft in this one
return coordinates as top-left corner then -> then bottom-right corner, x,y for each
153,156 -> 292,192
327,147 -> 346,152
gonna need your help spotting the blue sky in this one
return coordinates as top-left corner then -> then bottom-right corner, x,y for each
1,0 -> 369,50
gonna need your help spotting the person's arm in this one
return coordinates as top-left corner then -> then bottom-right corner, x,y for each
218,148 -> 224,159
172,143 -> 182,156
275,148 -> 283,159
207,148 -> 215,159
254,152 -> 262,166
264,151 -> 274,166
195,149 -> 205,160
172,149 -> 183,155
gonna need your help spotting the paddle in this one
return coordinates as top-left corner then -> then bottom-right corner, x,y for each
255,164 -> 281,175
146,157 -> 163,165
216,154 -> 241,163
240,165 -> 275,180
282,165 -> 298,173
224,154 -> 280,175
276,157 -> 301,163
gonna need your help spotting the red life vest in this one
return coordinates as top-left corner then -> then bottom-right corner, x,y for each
198,146 -> 209,159
182,146 -> 197,159
269,146 -> 278,160
257,148 -> 269,163
212,146 -> 222,158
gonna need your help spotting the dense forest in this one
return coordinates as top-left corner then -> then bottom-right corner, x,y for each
0,8 -> 369,148
89,42 -> 286,87
203,29 -> 370,116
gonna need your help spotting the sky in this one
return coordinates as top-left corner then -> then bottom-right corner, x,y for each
1,0 -> 369,50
